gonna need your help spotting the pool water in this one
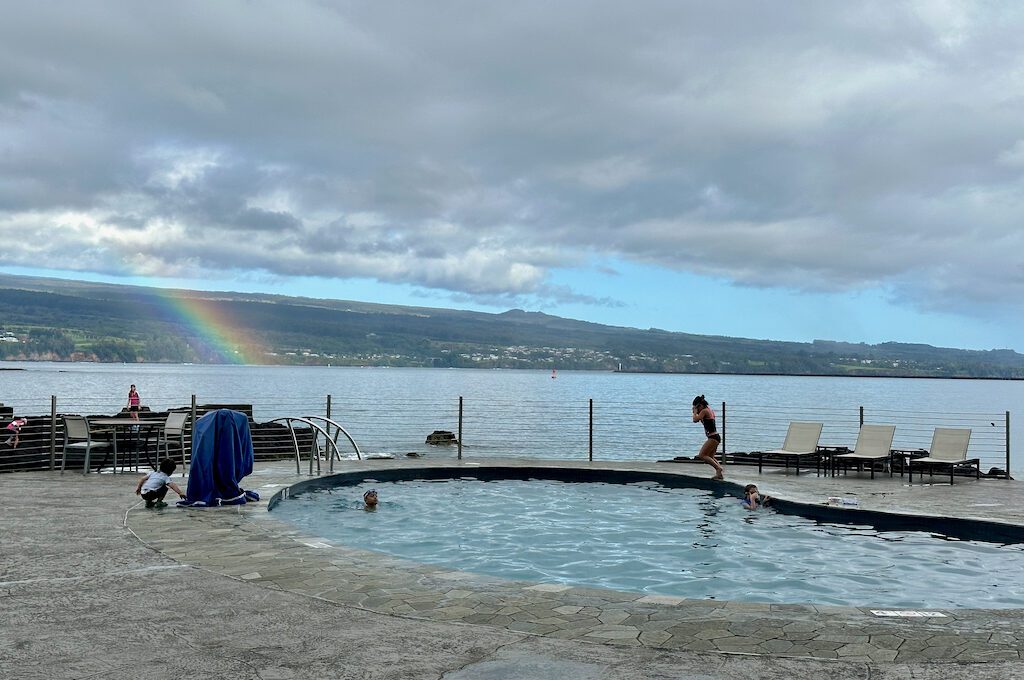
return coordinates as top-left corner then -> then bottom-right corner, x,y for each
273,479 -> 1024,608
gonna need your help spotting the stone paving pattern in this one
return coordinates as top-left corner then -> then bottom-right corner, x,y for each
126,459 -> 1024,664
6,459 -> 1024,678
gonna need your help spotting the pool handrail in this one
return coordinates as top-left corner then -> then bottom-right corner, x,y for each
301,415 -> 363,469
266,417 -> 340,474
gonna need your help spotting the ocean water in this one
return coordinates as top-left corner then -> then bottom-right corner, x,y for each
274,478 -> 1024,608
1,362 -> 1020,473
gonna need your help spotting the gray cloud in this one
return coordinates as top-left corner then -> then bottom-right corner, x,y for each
1,0 -> 1023,314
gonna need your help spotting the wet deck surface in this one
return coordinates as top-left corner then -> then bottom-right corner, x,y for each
4,459 -> 1024,679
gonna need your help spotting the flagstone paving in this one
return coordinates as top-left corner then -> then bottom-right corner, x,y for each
122,459 -> 1024,665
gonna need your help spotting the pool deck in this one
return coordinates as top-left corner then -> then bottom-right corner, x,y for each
4,458 -> 1024,679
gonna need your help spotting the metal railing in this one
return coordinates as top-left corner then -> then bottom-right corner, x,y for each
0,395 -> 1012,478
301,415 -> 363,467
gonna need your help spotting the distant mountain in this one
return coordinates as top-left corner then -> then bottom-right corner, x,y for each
0,272 -> 1022,378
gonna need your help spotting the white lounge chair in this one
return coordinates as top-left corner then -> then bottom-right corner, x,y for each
834,424 -> 896,479
908,428 -> 977,484
757,422 -> 823,475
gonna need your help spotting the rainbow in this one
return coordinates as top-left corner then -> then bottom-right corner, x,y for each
154,289 -> 261,364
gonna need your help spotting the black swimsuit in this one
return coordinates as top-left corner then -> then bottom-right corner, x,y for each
701,411 -> 721,441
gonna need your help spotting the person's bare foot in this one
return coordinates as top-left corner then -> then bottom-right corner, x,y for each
712,473 -> 724,480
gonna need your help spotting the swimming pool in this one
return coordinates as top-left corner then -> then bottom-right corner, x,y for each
273,477 -> 1024,609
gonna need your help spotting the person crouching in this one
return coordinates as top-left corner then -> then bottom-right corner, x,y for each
135,458 -> 186,509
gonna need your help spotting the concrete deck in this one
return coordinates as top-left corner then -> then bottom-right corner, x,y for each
4,459 -> 1024,679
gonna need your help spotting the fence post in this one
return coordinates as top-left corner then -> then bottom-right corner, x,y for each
457,396 -> 463,460
1006,411 -> 1011,479
48,395 -> 57,471
190,394 -> 197,468
721,401 -> 727,462
859,405 -> 864,428
326,394 -> 334,474
589,398 -> 593,461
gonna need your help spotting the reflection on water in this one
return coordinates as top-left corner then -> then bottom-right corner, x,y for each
693,496 -> 721,548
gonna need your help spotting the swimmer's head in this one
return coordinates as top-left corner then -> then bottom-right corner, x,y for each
744,484 -> 759,495
363,489 -> 378,507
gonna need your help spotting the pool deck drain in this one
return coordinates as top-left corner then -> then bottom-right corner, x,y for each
5,458 -> 1024,678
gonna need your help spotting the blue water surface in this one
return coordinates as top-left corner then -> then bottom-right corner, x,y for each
274,478 -> 1024,609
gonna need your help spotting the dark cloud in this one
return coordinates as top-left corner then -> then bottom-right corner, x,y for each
1,0 -> 1023,314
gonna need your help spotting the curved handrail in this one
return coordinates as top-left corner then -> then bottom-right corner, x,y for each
302,415 -> 362,469
266,417 -> 340,474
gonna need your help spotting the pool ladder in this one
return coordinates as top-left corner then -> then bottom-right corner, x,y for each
266,416 -> 362,475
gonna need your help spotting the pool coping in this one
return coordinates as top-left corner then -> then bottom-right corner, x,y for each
124,458 -> 1024,664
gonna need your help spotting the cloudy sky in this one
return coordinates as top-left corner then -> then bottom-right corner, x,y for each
2,1 -> 1024,350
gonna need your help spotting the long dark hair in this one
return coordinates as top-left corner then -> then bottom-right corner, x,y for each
692,394 -> 709,409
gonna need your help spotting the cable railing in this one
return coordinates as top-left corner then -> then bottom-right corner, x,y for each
0,395 -> 1012,478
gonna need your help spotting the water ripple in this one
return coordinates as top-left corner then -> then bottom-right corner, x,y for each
274,478 -> 1024,608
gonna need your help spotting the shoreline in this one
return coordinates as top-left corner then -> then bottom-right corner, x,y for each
2,359 -> 1023,381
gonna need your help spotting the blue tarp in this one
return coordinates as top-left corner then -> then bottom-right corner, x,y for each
177,409 -> 260,507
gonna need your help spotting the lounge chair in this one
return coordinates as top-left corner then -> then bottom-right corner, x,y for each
834,424 -> 896,479
908,428 -> 977,484
756,422 -> 823,475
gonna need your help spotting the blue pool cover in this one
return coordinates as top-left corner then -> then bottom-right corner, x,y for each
178,409 -> 260,507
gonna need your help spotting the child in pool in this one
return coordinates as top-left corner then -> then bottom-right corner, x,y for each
363,489 -> 379,511
742,484 -> 772,510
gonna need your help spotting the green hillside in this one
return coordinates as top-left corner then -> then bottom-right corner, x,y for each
0,273 -> 1022,378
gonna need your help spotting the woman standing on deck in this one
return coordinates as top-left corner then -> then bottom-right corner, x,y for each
127,384 -> 141,421
692,395 -> 724,480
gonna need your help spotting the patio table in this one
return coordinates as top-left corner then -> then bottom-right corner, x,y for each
89,417 -> 162,473
891,447 -> 929,477
815,443 -> 851,477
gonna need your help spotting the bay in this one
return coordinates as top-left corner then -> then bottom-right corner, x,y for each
1,361 -> 1020,475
